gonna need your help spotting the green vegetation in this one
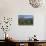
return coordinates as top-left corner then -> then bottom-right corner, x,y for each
18,19 -> 33,25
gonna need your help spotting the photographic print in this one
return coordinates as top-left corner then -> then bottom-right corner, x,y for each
18,15 -> 33,25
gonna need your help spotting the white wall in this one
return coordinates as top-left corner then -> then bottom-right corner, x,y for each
44,16 -> 46,40
0,0 -> 46,40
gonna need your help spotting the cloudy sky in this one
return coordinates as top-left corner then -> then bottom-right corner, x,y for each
18,15 -> 33,19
